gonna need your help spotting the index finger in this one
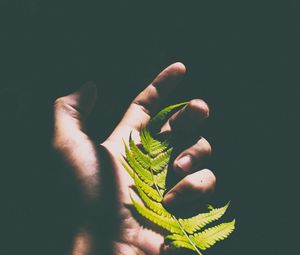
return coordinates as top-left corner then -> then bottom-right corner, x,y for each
119,62 -> 186,130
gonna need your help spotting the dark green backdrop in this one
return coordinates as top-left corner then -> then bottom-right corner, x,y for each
0,1 -> 299,255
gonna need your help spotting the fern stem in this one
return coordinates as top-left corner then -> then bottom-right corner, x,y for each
150,167 -> 203,255
172,216 -> 203,255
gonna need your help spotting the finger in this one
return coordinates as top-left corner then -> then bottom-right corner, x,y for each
53,82 -> 99,180
163,169 -> 216,210
173,137 -> 212,176
161,99 -> 209,135
117,62 -> 186,131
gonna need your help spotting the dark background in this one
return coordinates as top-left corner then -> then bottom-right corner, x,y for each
0,1 -> 299,254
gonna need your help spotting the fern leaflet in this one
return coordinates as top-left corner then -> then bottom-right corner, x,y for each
178,202 -> 230,234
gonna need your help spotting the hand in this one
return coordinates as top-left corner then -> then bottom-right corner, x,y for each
53,63 -> 216,255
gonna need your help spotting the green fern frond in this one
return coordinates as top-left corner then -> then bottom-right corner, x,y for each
148,102 -> 188,132
151,148 -> 172,173
129,133 -> 151,169
134,174 -> 162,202
123,102 -> 236,254
122,160 -> 162,202
124,141 -> 153,186
207,204 -> 214,211
170,240 -> 195,250
166,219 -> 235,251
135,183 -> 171,217
190,220 -> 235,250
140,128 -> 169,157
153,168 -> 167,189
129,132 -> 171,173
179,203 -> 230,234
166,234 -> 194,250
121,160 -> 134,178
131,195 -> 182,234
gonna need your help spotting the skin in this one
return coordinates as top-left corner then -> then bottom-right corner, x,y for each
53,62 -> 216,255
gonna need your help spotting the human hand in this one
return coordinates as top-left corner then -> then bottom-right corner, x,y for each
53,63 -> 216,255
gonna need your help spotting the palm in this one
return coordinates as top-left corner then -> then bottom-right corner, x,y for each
101,127 -> 166,255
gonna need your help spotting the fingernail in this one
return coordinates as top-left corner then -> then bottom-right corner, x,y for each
176,155 -> 192,172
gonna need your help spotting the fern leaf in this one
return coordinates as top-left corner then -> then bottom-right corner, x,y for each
124,141 -> 153,186
122,160 -> 162,202
166,234 -> 195,251
122,160 -> 134,179
171,240 -> 195,250
134,174 -> 162,202
149,102 -> 188,132
129,133 -> 151,169
140,128 -> 169,157
179,203 -> 230,234
153,168 -> 167,189
151,148 -> 172,172
135,183 -> 171,217
139,128 -> 151,153
190,220 -> 236,250
167,219 -> 235,251
149,138 -> 170,157
207,204 -> 214,211
131,196 -> 182,234
166,233 -> 190,242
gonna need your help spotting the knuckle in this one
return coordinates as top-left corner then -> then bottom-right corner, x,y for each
54,97 -> 78,118
132,99 -> 152,117
133,84 -> 159,116
54,97 -> 72,113
54,97 -> 67,108
200,169 -> 216,191
202,169 -> 216,183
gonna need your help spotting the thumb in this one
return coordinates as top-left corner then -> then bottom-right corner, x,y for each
53,81 -> 101,201
60,81 -> 97,120
54,81 -> 97,134
72,81 -> 98,118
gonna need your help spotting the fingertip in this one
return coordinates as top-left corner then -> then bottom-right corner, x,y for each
187,169 -> 216,193
188,99 -> 210,119
171,62 -> 186,76
165,62 -> 186,80
173,142 -> 212,177
162,169 -> 216,209
152,62 -> 186,87
168,99 -> 210,135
